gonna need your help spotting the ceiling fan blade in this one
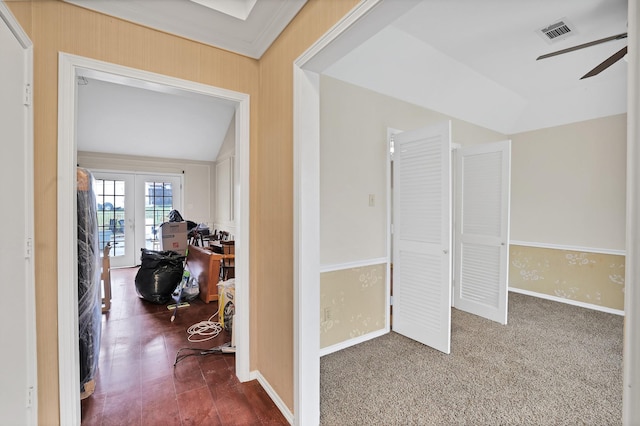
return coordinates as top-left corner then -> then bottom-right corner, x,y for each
536,32 -> 627,60
580,45 -> 628,79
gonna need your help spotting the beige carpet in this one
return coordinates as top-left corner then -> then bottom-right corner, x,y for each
320,293 -> 623,425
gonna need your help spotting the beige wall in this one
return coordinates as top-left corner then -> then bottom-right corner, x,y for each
320,75 -> 506,265
509,114 -> 627,250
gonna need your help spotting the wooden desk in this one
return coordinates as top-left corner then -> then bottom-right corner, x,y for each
186,245 -> 221,303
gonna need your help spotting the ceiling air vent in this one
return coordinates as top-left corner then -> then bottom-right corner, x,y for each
537,18 -> 577,44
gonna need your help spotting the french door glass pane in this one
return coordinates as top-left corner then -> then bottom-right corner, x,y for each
95,179 -> 127,257
145,181 -> 175,250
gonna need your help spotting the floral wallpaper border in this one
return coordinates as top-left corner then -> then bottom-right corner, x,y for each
320,263 -> 386,349
509,244 -> 625,311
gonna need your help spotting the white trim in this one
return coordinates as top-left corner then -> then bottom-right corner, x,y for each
253,371 -> 294,425
57,50 -> 81,426
295,0 -> 383,72
386,128 -> 395,334
320,328 -> 388,357
85,168 -> 184,178
509,287 -> 625,316
234,94 -> 251,382
509,240 -> 625,256
293,66 -> 321,426
58,53 -> 252,424
624,0 -> 640,423
319,257 -> 387,273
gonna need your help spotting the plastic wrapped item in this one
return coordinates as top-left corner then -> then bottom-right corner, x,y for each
77,168 -> 101,397
181,275 -> 200,301
135,249 -> 186,304
171,270 -> 199,302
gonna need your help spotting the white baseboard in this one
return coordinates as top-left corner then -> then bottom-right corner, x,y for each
509,287 -> 625,316
320,328 -> 388,357
250,370 -> 294,425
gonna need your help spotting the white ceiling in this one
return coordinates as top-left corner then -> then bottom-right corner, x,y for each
72,0 -> 629,161
324,0 -> 628,134
76,76 -> 236,162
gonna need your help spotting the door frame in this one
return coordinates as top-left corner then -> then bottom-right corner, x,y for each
57,53 -> 251,424
0,2 -> 37,424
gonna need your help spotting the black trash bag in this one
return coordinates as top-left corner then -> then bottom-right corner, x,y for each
135,249 -> 186,304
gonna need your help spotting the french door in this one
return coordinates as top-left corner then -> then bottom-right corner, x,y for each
93,172 -> 182,267
134,174 -> 183,259
93,173 -> 135,267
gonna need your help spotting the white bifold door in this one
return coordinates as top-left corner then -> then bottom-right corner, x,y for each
453,141 -> 511,324
392,121 -> 511,354
393,121 -> 452,354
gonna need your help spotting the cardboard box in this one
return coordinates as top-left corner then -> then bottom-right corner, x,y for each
217,279 -> 235,332
158,221 -> 188,256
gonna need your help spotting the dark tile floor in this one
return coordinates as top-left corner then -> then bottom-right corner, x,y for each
81,267 -> 288,426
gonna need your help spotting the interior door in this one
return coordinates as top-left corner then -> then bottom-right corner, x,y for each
453,141 -> 511,324
393,121 -> 452,354
93,173 -> 136,267
0,6 -> 36,424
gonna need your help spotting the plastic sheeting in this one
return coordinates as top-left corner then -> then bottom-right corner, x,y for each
77,168 -> 101,393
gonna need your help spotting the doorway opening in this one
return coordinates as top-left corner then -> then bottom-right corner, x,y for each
57,53 -> 251,424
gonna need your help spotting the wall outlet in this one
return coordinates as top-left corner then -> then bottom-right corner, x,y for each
368,193 -> 375,207
323,307 -> 332,322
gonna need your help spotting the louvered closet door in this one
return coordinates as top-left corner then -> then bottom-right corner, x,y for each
454,141 -> 511,324
393,122 -> 452,354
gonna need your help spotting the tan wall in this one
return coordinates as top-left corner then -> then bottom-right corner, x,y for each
255,0 -> 360,409
320,264 -> 387,349
509,245 -> 625,311
7,1 -> 259,422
